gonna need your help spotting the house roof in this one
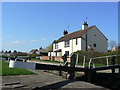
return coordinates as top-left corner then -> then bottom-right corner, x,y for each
54,49 -> 61,52
54,25 -> 95,43
48,48 -> 53,52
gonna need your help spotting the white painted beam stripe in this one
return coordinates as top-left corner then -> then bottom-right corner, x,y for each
9,60 -> 36,70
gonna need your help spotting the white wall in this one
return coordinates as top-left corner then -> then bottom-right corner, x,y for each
48,52 -> 54,56
72,38 -> 82,52
81,26 -> 108,52
59,41 -> 71,56
82,25 -> 88,30
52,38 -> 82,56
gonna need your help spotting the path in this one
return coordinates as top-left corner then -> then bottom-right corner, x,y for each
2,69 -> 106,89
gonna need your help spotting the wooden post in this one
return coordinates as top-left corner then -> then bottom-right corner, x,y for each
68,53 -> 76,79
52,56 -> 54,61
111,56 -> 115,73
84,66 -> 96,82
106,57 -> 109,66
87,70 -> 92,82
62,54 -> 68,67
59,64 -> 62,76
75,54 -> 79,67
118,67 -> 120,74
70,54 -> 76,67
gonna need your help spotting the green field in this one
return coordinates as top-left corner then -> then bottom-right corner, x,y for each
0,60 -> 37,76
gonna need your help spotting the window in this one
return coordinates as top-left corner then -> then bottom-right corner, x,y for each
55,43 -> 58,49
93,43 -> 96,47
76,38 -> 78,45
65,51 -> 69,56
64,40 -> 70,47
55,52 -> 57,56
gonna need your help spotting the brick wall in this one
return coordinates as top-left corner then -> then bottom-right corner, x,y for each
40,56 -> 50,60
40,56 -> 71,62
54,56 -> 63,62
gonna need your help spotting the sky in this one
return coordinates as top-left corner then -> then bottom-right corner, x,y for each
2,2 -> 118,52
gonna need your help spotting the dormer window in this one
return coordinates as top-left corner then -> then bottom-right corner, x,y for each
65,40 -> 70,47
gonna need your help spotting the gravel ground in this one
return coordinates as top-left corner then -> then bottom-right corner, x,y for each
2,69 -> 107,90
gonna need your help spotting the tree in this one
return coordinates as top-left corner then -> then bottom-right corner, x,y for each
1,50 -> 4,53
13,50 -> 17,53
8,50 -> 11,53
43,44 -> 53,52
108,40 -> 118,50
5,51 -> 8,53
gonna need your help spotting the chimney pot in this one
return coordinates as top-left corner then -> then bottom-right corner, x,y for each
63,30 -> 68,35
82,21 -> 88,30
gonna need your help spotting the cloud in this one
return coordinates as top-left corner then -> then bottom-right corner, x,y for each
3,39 -> 40,46
3,38 -> 49,46
30,40 -> 39,42
41,38 -> 48,41
11,41 -> 22,45
2,35 -> 13,40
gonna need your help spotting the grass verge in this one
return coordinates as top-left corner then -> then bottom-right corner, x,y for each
0,60 -> 37,76
31,59 -> 105,67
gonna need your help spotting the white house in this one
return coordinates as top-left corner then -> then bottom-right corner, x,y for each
48,21 -> 108,56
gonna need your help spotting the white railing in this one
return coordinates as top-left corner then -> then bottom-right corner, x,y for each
88,55 -> 120,68
72,54 -> 120,69
59,53 -> 120,69
73,53 -> 91,68
92,55 -> 120,60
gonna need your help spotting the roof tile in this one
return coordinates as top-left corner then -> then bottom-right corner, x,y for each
55,26 -> 95,43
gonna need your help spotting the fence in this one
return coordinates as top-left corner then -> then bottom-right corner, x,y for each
9,53 -> 120,82
69,53 -> 120,69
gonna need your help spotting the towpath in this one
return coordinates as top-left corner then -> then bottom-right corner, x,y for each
2,69 -> 106,89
